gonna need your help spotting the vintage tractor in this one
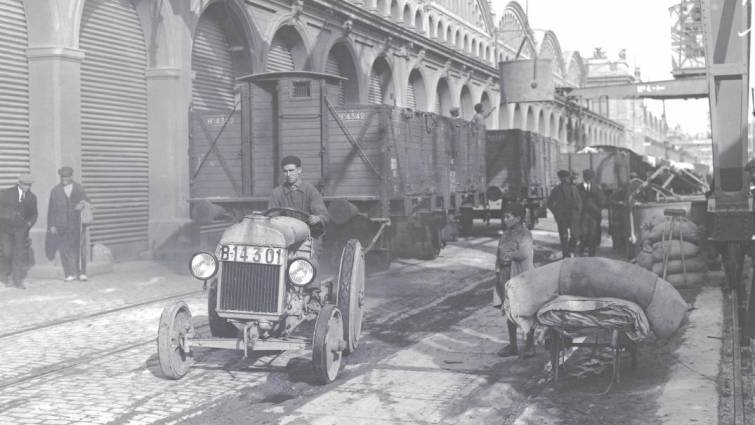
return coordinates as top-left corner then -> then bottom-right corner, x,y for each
156,207 -> 365,384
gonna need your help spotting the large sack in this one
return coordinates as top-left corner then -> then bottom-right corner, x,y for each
636,244 -> 654,270
664,272 -> 707,288
506,257 -> 688,339
641,215 -> 700,243
651,240 -> 700,261
650,256 -> 708,275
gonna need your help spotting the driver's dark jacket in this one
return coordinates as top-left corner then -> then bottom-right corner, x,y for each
269,181 -> 330,226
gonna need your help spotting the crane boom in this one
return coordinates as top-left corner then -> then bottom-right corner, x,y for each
567,77 -> 709,100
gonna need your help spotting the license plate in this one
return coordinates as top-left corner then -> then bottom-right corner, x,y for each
219,245 -> 283,265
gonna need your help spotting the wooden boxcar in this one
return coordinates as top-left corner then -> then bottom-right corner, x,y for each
186,71 -> 485,269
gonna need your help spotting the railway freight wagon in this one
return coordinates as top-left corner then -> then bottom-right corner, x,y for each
457,129 -> 556,233
558,146 -> 651,194
187,71 -> 485,270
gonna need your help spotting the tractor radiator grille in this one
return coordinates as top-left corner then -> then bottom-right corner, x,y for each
219,262 -> 280,313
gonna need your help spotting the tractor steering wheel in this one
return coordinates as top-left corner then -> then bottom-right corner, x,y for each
263,207 -> 325,238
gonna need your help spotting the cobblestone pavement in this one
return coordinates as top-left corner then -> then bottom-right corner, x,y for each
0,236 -> 501,425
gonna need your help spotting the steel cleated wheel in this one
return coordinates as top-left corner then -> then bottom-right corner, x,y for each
157,301 -> 194,379
337,239 -> 365,354
312,304 -> 345,384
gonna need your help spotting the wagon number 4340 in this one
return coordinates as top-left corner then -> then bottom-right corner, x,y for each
220,245 -> 282,265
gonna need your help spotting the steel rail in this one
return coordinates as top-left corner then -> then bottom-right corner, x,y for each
0,289 -> 204,340
731,285 -> 746,425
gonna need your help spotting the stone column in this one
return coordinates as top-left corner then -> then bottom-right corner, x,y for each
146,68 -> 192,254
25,47 -> 94,278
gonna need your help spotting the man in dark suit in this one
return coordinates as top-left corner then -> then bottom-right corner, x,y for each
547,170 -> 582,258
46,166 -> 89,282
578,169 -> 606,256
0,174 -> 38,289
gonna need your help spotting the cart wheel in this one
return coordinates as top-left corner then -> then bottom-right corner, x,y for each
548,329 -> 562,384
337,240 -> 365,354
312,304 -> 345,384
208,280 -> 238,338
157,301 -> 194,379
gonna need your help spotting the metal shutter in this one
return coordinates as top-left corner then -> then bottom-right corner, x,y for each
407,79 -> 417,109
0,0 -> 29,188
266,38 -> 294,72
325,53 -> 345,106
368,71 -> 383,104
192,13 -> 235,111
190,11 -> 238,235
80,0 -> 148,254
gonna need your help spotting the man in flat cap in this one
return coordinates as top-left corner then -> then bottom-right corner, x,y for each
577,168 -> 606,256
269,156 -> 329,228
547,169 -> 581,258
0,174 -> 38,288
46,166 -> 90,282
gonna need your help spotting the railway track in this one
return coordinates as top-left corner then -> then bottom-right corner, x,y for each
0,289 -> 204,340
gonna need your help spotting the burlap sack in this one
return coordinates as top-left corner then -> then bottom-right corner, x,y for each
641,216 -> 699,243
650,256 -> 707,275
651,240 -> 700,261
506,258 -> 688,339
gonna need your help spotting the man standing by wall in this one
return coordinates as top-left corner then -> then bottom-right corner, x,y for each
547,170 -> 582,258
0,174 -> 38,289
578,169 -> 606,256
46,166 -> 90,282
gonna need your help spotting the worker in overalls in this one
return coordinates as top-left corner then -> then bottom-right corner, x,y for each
494,203 -> 535,357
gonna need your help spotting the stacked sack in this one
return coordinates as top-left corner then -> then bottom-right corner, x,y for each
635,215 -> 707,287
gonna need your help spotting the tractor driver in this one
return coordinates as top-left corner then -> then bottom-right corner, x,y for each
269,155 -> 330,229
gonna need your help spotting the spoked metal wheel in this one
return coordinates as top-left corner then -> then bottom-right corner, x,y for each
312,304 -> 345,384
337,239 -> 366,354
157,301 -> 194,379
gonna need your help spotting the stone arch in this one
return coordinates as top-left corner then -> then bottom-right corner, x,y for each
459,84 -> 473,119
499,2 -> 535,58
537,109 -> 546,135
403,3 -> 411,24
526,107 -> 535,132
266,25 -> 307,71
408,67 -> 428,110
376,0 -> 388,15
513,103 -> 525,129
390,0 -> 400,20
369,55 -> 394,105
414,9 -> 424,31
428,14 -> 435,37
480,91 -> 492,127
324,40 -> 360,105
445,24 -> 453,44
549,112 -> 558,138
471,38 -> 477,57
454,29 -> 461,49
463,33 -> 470,52
435,77 -> 452,115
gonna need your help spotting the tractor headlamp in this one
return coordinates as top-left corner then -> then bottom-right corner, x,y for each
288,259 -> 315,286
189,252 -> 218,280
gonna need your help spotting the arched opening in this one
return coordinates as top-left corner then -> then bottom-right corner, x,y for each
499,104 -> 512,129
437,20 -> 444,41
480,92 -> 492,127
428,15 -> 435,36
550,113 -> 558,138
455,30 -> 462,49
459,85 -> 473,119
514,104 -> 525,129
390,0 -> 400,20
446,26 -> 452,44
325,42 -> 360,105
369,56 -> 394,105
471,39 -> 477,57
414,10 -> 423,31
403,4 -> 411,24
526,107 -> 535,132
376,0 -> 388,15
464,34 -> 470,52
538,110 -> 546,135
435,77 -> 451,115
408,68 -> 428,110
267,25 -> 306,71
